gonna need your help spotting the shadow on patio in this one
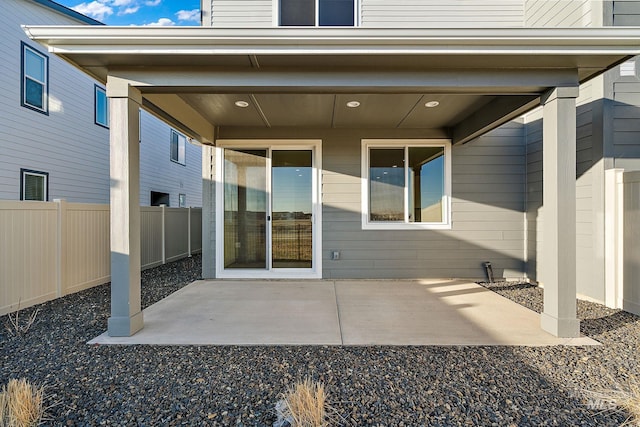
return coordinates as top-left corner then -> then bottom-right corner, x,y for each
90,279 -> 598,346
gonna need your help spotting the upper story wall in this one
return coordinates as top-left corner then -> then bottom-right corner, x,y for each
205,0 -> 524,28
0,0 -> 111,203
0,0 -> 203,206
525,0 -> 603,27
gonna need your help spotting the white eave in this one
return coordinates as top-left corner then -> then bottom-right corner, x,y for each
22,26 -> 640,54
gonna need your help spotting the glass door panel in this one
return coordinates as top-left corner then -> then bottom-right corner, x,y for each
223,149 -> 267,269
271,150 -> 313,269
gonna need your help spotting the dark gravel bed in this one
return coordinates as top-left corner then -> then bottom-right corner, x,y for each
2,265 -> 639,426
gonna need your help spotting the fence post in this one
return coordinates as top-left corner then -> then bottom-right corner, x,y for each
54,199 -> 66,297
604,169 -> 624,309
161,204 -> 166,265
188,207 -> 192,257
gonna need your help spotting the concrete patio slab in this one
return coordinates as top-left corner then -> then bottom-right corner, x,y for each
90,279 -> 599,346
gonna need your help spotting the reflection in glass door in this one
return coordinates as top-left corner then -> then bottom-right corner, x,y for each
271,150 -> 313,269
223,149 -> 267,269
221,146 -> 317,274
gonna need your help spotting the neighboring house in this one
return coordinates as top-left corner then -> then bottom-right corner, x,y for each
0,0 -> 202,208
22,0 -> 640,338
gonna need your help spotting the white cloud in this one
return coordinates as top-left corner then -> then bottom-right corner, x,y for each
145,17 -> 175,26
176,9 -> 199,22
145,0 -> 161,6
112,0 -> 134,5
119,6 -> 140,15
72,1 -> 113,20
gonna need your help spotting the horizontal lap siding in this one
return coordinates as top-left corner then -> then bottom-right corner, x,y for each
0,0 -> 110,203
217,125 -> 527,279
361,0 -> 524,27
211,0 -> 273,27
614,0 -> 640,25
139,111 -> 203,207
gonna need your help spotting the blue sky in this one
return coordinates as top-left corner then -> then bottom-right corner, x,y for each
55,0 -> 201,26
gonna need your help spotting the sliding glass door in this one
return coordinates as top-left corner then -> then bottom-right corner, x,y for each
218,142 -> 320,277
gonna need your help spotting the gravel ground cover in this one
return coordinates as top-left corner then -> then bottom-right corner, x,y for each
1,260 -> 639,426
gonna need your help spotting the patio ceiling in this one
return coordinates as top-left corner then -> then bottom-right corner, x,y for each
24,26 -> 640,143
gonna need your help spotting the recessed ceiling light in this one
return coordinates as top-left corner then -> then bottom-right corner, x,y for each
425,101 -> 440,108
346,101 -> 360,108
235,100 -> 249,108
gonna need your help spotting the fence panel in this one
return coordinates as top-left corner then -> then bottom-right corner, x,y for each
165,207 -> 189,262
1,202 -> 201,315
624,171 -> 640,316
141,206 -> 163,269
190,208 -> 203,253
62,202 -> 111,295
0,201 -> 58,315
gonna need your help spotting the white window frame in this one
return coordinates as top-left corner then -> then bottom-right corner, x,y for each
361,139 -> 452,230
94,85 -> 109,128
178,193 -> 186,208
274,0 -> 360,27
20,169 -> 49,201
21,43 -> 48,114
170,129 -> 186,165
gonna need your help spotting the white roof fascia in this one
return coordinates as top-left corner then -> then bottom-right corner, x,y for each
22,26 -> 640,56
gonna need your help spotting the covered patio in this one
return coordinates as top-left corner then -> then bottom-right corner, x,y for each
89,279 -> 597,346
24,26 -> 640,339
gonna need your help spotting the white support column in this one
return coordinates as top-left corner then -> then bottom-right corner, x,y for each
540,87 -> 580,337
107,83 -> 143,337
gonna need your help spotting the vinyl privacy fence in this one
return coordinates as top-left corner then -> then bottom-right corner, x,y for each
0,200 -> 201,315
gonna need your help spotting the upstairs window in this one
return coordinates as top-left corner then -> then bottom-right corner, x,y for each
95,85 -> 109,128
21,43 -> 48,114
280,0 -> 355,26
20,169 -> 49,201
362,140 -> 451,230
170,130 -> 186,165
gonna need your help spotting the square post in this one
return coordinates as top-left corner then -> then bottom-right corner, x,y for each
107,83 -> 143,337
540,87 -> 580,337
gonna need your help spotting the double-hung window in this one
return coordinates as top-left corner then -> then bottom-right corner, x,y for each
362,140 -> 451,230
170,130 -> 186,165
95,85 -> 109,128
279,0 -> 356,26
20,169 -> 49,201
21,43 -> 48,114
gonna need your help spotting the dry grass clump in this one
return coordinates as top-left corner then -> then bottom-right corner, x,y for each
277,378 -> 336,427
0,379 -> 46,427
5,300 -> 39,336
584,376 -> 640,426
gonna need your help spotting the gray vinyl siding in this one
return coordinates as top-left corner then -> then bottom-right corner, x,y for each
217,123 -> 527,279
611,3 -> 640,172
360,0 -> 524,27
613,0 -> 640,25
611,60 -> 640,171
209,0 -> 273,27
1,0 -> 203,207
207,0 -> 525,28
525,92 -> 607,302
0,0 -> 110,203
525,0 -> 599,27
139,111 -> 203,207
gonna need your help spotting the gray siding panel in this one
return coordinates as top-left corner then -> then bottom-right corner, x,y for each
218,123 -> 526,280
361,0 -> 524,27
210,0 -> 273,27
613,0 -> 640,25
612,57 -> 640,172
0,0 -> 203,207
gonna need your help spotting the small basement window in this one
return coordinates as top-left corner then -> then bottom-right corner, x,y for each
20,169 -> 49,201
150,191 -> 170,206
